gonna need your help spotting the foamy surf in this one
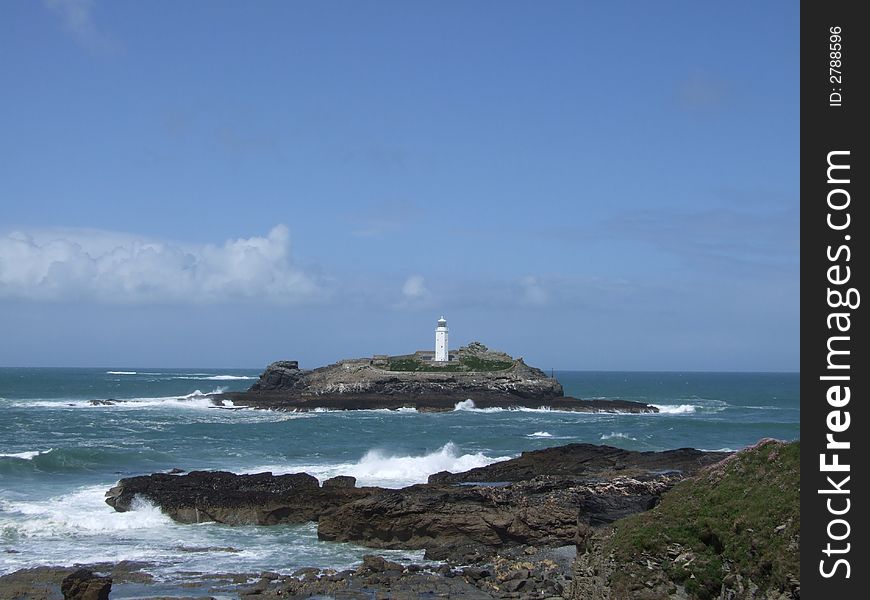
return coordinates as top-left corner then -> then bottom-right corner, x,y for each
250,442 -> 511,488
5,486 -> 174,537
106,371 -> 137,375
16,388 -> 227,410
170,375 -> 257,381
651,404 -> 697,414
526,431 -> 553,438
0,448 -> 54,460
452,399 -> 585,414
600,432 -> 638,441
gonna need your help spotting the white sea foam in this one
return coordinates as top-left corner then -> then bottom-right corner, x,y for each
453,399 -> 500,412
17,388 -> 227,410
307,407 -> 418,414
170,375 -> 257,381
600,432 -> 638,441
527,431 -> 553,438
0,448 -> 53,460
106,371 -> 137,375
651,404 -> 697,414
452,399 -> 580,414
4,485 -> 174,537
253,442 -> 510,488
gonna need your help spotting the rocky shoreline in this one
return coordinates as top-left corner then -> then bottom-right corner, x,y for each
210,344 -> 659,413
1,441 -> 801,599
104,443 -> 727,563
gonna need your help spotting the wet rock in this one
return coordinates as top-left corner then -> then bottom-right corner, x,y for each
61,569 -> 111,600
359,555 -> 404,573
323,475 -> 357,489
105,470 -> 373,525
429,443 -> 730,484
318,476 -> 680,556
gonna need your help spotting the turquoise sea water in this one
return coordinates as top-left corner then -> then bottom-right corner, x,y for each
0,368 -> 799,590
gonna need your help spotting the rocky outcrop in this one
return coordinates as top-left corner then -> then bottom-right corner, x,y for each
217,345 -> 658,412
429,443 -> 728,484
317,475 -> 678,560
569,440 -> 800,600
105,443 -> 730,565
105,470 -> 373,525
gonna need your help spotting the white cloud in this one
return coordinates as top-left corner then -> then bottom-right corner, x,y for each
519,276 -> 549,306
44,0 -> 114,52
0,225 -> 324,304
401,275 -> 428,300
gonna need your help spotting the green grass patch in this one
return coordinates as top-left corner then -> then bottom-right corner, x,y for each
384,355 -> 515,372
607,440 -> 800,599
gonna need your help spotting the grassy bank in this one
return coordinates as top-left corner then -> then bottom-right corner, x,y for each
606,439 -> 800,599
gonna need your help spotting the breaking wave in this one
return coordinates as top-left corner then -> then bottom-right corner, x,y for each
0,448 -> 54,460
526,431 -> 553,438
253,442 -> 510,488
15,388 -> 227,410
1,486 -> 173,539
600,432 -> 638,441
651,404 -> 698,414
452,399 -> 575,414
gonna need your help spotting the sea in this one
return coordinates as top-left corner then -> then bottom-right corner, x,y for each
0,368 -> 799,594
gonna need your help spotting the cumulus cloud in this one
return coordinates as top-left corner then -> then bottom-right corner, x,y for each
0,225 -> 324,304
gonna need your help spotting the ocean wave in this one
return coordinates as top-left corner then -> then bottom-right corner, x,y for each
526,431 -> 553,438
651,404 -> 697,414
308,407 -> 418,414
106,371 -> 137,375
251,442 -> 511,488
0,448 -> 54,460
15,388 -> 227,410
0,445 -> 171,475
452,399 -> 577,414
453,399 -> 501,413
169,375 -> 257,381
600,432 -> 638,441
2,486 -> 174,538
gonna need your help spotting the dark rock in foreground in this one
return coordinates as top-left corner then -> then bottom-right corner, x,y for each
105,444 -> 729,561
61,569 -> 111,600
317,476 -> 678,560
0,562 -> 150,600
428,443 -> 726,483
105,470 -> 373,525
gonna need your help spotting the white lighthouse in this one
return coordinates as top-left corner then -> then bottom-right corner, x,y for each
435,316 -> 449,362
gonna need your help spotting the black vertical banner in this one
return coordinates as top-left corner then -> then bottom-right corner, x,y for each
802,1 -> 868,597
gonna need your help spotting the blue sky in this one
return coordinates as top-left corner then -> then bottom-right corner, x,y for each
0,1 -> 799,370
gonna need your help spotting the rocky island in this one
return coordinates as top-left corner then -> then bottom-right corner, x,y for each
214,341 -> 658,413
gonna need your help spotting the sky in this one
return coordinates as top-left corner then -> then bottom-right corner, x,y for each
0,1 -> 799,371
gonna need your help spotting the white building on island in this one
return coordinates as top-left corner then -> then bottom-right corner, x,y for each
435,316 -> 449,362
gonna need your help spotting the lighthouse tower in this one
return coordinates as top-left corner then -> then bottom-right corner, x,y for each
435,316 -> 449,362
